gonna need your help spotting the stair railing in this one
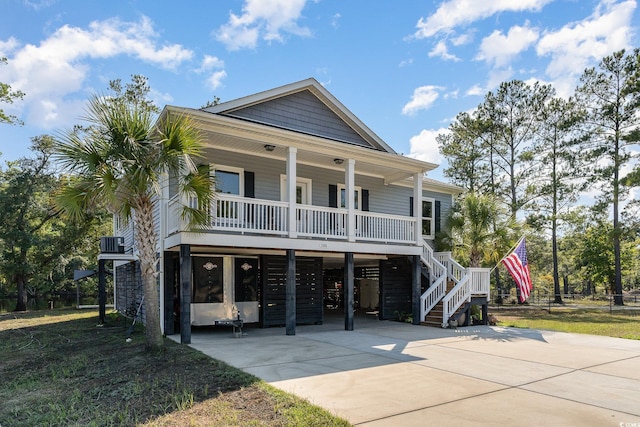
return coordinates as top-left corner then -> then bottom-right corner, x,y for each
434,251 -> 466,284
421,241 -> 436,284
420,240 -> 447,319
420,259 -> 446,320
441,275 -> 471,327
467,267 -> 491,298
434,251 -> 472,327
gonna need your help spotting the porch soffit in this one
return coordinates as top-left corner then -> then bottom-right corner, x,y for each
181,108 -> 437,184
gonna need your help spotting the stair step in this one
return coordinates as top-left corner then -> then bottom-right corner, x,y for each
420,320 -> 443,327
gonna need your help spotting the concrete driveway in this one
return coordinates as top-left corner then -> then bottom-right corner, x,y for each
176,313 -> 640,426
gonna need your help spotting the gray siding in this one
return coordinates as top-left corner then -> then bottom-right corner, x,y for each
203,150 -> 454,225
225,91 -> 375,149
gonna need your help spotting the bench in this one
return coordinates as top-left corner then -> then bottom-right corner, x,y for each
215,318 -> 244,337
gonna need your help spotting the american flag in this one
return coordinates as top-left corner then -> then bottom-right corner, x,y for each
502,238 -> 533,303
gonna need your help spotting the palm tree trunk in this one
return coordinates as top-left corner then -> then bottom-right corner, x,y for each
134,197 -> 163,350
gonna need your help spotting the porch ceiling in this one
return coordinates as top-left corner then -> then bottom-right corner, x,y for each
179,107 -> 438,184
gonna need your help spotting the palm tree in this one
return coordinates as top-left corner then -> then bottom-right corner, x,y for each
443,192 -> 513,267
54,94 -> 212,350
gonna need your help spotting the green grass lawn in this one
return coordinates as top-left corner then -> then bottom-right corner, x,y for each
0,309 -> 350,427
492,306 -> 640,340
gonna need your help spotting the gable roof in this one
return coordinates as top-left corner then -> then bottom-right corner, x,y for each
203,78 -> 396,153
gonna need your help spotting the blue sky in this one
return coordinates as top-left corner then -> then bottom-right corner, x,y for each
1,0 -> 638,182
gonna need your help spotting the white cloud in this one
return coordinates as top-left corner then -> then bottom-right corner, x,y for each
536,0 -> 636,97
23,0 -> 56,11
198,55 -> 225,72
451,33 -> 473,46
476,24 -> 539,68
196,55 -> 227,89
486,66 -> 516,90
413,0 -> 552,39
466,84 -> 485,96
408,128 -> 448,164
0,37 -> 19,56
399,58 -> 414,67
428,40 -> 461,61
402,85 -> 444,115
206,70 -> 227,90
215,0 -> 311,51
331,13 -> 341,28
443,90 -> 459,100
0,16 -> 193,129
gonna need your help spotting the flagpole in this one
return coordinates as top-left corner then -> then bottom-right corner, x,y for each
489,236 -> 525,273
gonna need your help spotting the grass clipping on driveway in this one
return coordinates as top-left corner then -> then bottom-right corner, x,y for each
0,310 -> 350,427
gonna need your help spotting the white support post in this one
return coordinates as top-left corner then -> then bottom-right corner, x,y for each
414,172 -> 423,246
346,159 -> 356,242
287,147 -> 298,238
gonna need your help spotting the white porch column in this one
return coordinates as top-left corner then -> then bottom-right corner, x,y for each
346,159 -> 356,242
287,147 -> 298,238
414,172 -> 423,246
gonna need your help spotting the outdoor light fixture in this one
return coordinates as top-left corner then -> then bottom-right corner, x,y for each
264,144 -> 275,152
334,158 -> 344,165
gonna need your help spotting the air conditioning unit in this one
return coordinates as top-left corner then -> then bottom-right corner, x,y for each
100,237 -> 125,254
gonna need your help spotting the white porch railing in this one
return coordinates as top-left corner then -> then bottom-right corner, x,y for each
168,194 -> 416,244
356,211 -> 416,243
297,205 -> 347,239
214,194 -> 289,235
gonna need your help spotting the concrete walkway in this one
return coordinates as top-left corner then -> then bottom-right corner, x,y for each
176,314 -> 640,426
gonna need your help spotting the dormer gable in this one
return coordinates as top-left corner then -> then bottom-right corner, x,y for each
203,78 -> 395,153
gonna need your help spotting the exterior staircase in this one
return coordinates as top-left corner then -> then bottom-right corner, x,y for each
419,240 -> 491,328
421,280 -> 456,327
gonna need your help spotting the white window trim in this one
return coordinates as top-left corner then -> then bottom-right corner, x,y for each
280,175 -> 312,204
212,164 -> 244,196
422,197 -> 435,240
337,184 -> 362,210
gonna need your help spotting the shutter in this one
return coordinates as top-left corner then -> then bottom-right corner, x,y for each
362,189 -> 369,212
329,184 -> 337,208
409,196 -> 414,217
435,200 -> 441,233
244,171 -> 255,198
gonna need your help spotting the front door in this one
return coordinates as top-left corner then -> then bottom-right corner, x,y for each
280,176 -> 312,204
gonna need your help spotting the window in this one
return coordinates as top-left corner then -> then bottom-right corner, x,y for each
212,166 -> 244,221
214,166 -> 244,196
337,184 -> 361,210
422,198 -> 435,238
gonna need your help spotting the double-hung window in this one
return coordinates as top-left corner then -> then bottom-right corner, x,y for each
422,197 -> 435,239
337,184 -> 361,210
